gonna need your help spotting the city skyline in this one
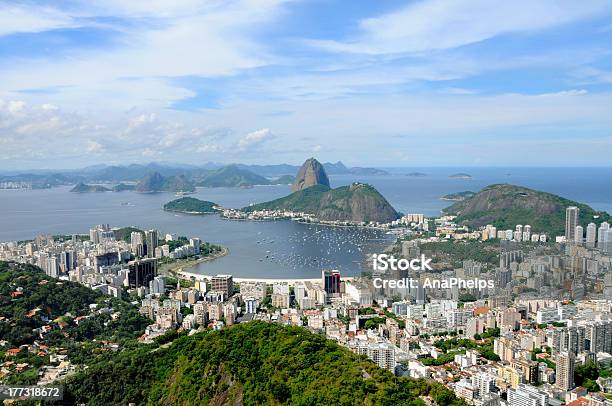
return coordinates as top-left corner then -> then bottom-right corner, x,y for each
1,1 -> 612,168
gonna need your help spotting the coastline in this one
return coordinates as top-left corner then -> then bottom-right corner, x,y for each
174,269 -> 355,285
160,246 -> 230,276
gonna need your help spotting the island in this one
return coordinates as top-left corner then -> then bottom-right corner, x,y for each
440,191 -> 475,201
406,172 -> 427,177
449,173 -> 473,179
163,197 -> 220,214
70,182 -> 111,193
112,183 -> 136,192
243,158 -> 400,224
136,172 -> 195,193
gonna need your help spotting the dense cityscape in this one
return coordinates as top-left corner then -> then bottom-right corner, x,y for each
2,0 -> 612,404
0,202 -> 610,405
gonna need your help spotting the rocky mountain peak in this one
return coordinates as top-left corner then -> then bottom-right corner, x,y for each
291,158 -> 330,192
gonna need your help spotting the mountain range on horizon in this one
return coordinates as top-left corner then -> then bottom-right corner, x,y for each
0,160 -> 389,189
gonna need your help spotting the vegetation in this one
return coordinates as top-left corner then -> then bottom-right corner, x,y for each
575,361 -> 607,392
70,182 -> 110,193
136,172 -> 195,193
194,165 -> 270,187
58,322 -> 467,405
112,183 -> 136,191
113,226 -> 143,242
163,197 -> 219,213
0,262 -> 150,385
440,191 -> 475,201
245,183 -> 400,223
443,184 -> 611,236
419,240 -> 499,267
429,329 -> 501,365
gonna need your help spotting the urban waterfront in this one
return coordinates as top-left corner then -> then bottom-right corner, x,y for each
2,167 -> 612,278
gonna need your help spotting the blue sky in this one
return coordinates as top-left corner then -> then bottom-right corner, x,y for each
0,0 -> 612,169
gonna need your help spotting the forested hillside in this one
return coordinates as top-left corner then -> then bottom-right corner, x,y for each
59,322 -> 466,406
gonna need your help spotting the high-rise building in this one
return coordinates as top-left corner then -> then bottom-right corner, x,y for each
127,258 -> 158,288
585,321 -> 612,353
597,222 -> 610,249
322,269 -> 341,295
211,274 -> 233,296
244,297 -> 258,314
602,229 -> 612,254
130,231 -> 145,255
149,276 -> 166,295
586,223 -> 597,247
565,207 -> 579,241
507,383 -> 548,406
574,225 -> 583,243
145,230 -> 158,258
556,352 -> 575,391
189,238 -> 201,254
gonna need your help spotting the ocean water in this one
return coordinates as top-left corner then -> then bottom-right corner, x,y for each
1,167 -> 610,278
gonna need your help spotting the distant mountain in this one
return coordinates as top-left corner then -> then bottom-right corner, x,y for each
323,161 -> 389,176
94,163 -> 190,182
234,163 -> 300,177
70,183 -> 110,193
323,161 -> 350,174
348,167 -> 390,175
271,174 -> 295,185
112,183 -> 136,192
163,197 -> 219,214
0,173 -> 83,189
441,191 -> 475,201
292,158 -> 330,192
3,161 -> 391,189
443,184 -> 611,235
449,173 -> 472,179
195,165 -> 270,187
135,172 -> 195,193
406,172 -> 427,177
246,183 -> 400,223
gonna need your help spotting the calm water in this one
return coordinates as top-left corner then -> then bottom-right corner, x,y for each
1,167 -> 611,278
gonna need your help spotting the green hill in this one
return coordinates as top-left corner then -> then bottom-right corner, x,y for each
245,183 -> 400,223
136,172 -> 195,193
70,182 -> 110,193
443,184 -> 611,235
441,191 -> 475,201
0,262 -> 150,384
195,165 -> 270,187
112,183 -> 136,192
163,197 -> 219,214
60,321 -> 466,406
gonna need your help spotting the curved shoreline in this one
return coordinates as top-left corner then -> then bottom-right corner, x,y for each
174,269 -> 355,285
161,246 -> 229,276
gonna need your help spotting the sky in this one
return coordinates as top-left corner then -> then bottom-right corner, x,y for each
1,0 -> 612,169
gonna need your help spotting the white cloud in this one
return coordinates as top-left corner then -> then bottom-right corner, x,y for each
196,144 -> 223,153
0,0 -> 289,111
309,0 -> 612,55
7,101 -> 26,114
238,128 -> 274,149
41,103 -> 59,111
0,4 -> 77,37
86,140 -> 104,153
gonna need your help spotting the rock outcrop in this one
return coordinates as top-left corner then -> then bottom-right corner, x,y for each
291,158 -> 330,192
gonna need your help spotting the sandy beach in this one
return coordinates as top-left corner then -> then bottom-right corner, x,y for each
174,269 -> 354,285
